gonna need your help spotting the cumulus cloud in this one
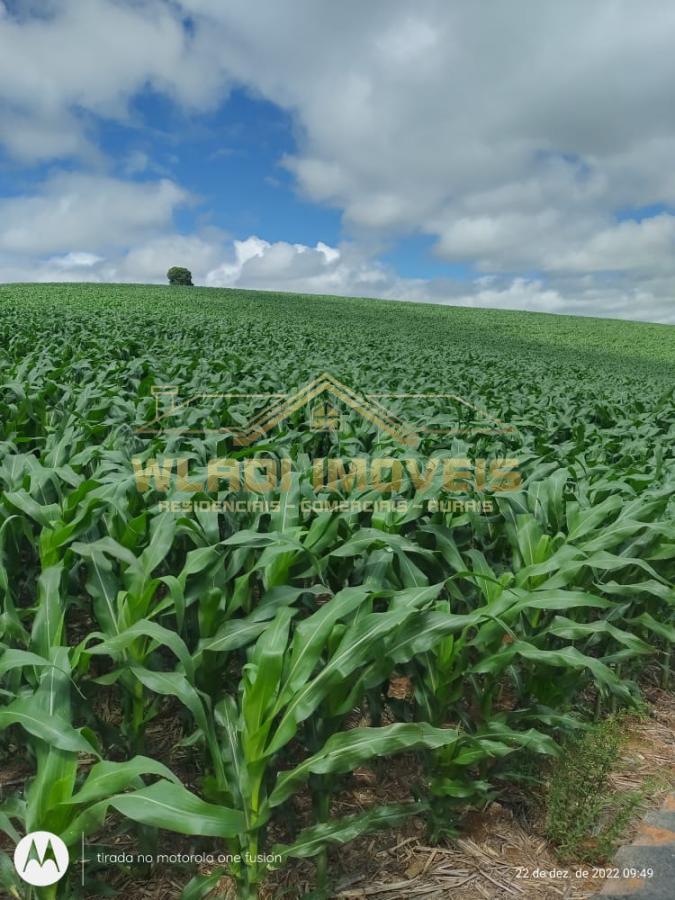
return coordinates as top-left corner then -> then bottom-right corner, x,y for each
0,0 -> 229,161
548,215 -> 675,273
173,0 -> 675,302
0,174 -> 190,254
47,251 -> 103,269
203,237 -> 388,294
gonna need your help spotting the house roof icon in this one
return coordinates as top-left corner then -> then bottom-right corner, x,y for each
139,371 -> 515,445
141,372 -> 421,447
232,372 -> 420,447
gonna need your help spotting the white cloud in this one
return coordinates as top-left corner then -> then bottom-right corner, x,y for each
47,251 -> 103,268
0,110 -> 90,162
118,233 -> 225,281
204,236 -> 392,295
172,1 -> 675,283
0,173 -> 190,254
0,0 -> 229,161
548,215 -> 675,273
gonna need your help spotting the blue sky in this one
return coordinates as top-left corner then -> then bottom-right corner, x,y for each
117,88 -> 343,246
1,1 -> 675,322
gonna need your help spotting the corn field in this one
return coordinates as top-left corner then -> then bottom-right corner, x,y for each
0,283 -> 673,899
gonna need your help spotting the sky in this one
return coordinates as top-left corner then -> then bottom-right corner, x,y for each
1,1 -> 675,323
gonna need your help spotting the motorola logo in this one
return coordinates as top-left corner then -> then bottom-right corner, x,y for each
13,831 -> 69,887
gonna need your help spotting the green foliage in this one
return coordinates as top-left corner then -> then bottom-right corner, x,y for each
544,716 -> 650,861
167,266 -> 193,286
0,283 -> 673,896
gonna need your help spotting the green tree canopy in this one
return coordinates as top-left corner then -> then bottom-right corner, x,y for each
167,266 -> 193,286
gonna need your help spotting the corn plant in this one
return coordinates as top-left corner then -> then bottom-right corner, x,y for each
1,283 -> 673,897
